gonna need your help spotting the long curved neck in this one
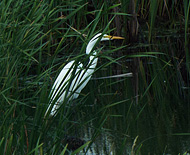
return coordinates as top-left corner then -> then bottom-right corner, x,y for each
86,51 -> 98,75
86,38 -> 98,55
89,51 -> 98,68
85,36 -> 99,72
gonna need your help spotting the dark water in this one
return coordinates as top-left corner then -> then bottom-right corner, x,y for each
77,105 -> 190,154
68,77 -> 190,155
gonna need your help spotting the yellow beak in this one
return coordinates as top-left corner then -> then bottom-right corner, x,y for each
104,35 -> 125,40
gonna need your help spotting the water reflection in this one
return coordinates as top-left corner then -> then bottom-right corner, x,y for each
73,100 -> 190,155
74,120 -> 133,155
77,125 -> 190,155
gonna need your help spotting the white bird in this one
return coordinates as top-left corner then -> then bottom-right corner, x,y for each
45,33 -> 124,116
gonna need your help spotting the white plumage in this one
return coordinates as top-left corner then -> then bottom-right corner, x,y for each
45,33 -> 124,116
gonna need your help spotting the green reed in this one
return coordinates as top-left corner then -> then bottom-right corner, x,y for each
0,0 -> 189,154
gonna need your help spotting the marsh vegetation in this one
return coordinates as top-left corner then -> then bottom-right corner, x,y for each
0,0 -> 190,154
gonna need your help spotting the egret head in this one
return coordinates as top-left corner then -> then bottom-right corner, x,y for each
86,33 -> 124,55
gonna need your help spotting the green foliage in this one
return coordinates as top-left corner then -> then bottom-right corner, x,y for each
0,0 -> 189,154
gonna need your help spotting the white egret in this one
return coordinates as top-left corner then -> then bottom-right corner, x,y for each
45,33 -> 124,116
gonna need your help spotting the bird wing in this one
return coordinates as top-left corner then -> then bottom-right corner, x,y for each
68,56 -> 98,100
46,57 -> 97,116
47,60 -> 76,115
